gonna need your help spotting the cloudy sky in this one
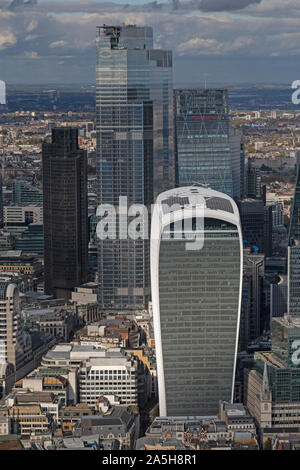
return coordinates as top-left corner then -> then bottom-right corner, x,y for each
0,0 -> 299,85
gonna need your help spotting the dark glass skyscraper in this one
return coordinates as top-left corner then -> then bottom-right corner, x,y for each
42,128 -> 88,299
174,88 -> 243,198
96,25 -> 174,309
237,198 -> 272,256
240,250 -> 265,350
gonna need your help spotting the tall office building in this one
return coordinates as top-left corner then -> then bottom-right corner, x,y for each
151,186 -> 243,416
240,249 -> 265,350
229,130 -> 245,200
287,159 -> 300,315
270,276 -> 287,318
42,128 -> 88,300
96,25 -> 174,309
0,175 -> 3,228
289,156 -> 300,244
237,198 -> 272,256
174,88 -> 243,199
288,241 -> 300,316
0,282 -> 32,371
246,161 -> 262,200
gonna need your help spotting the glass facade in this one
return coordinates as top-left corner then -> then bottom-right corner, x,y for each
42,128 -> 88,300
174,88 -> 238,197
289,158 -> 300,244
12,180 -> 43,206
151,187 -> 242,417
15,223 -> 43,254
288,243 -> 300,315
253,318 -> 300,405
96,25 -> 175,309
240,252 -> 265,350
158,233 -> 240,416
288,160 -> 300,316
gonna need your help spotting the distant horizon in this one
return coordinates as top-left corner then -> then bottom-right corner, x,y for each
4,82 -> 295,88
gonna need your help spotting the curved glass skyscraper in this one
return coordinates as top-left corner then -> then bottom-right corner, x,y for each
151,186 -> 243,416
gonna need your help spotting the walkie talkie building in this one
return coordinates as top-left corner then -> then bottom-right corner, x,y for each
151,186 -> 243,416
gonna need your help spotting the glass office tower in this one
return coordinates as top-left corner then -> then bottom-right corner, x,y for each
288,241 -> 300,315
151,186 -> 243,416
96,25 -> 174,309
288,158 -> 300,315
174,88 -> 242,198
289,157 -> 300,244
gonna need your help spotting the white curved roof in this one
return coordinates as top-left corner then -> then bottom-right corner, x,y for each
154,185 -> 240,227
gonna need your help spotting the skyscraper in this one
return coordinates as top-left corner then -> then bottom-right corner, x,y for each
96,24 -> 174,309
289,156 -> 300,244
288,241 -> 300,316
0,175 -> 3,228
237,198 -> 272,256
0,282 -> 32,371
240,249 -> 265,350
246,161 -> 262,200
42,128 -> 88,300
151,186 -> 243,416
174,88 -> 243,199
270,276 -> 287,318
287,158 -> 300,315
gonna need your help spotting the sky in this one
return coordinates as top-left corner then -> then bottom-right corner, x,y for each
0,0 -> 299,85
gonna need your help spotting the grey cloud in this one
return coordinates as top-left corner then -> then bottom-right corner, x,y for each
191,0 -> 262,12
8,0 -> 37,11
0,0 -> 299,85
1,0 -> 264,14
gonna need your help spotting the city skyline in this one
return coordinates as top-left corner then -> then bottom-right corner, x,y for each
0,2 -> 300,452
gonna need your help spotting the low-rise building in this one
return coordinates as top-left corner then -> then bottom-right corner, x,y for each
14,373 -> 69,406
41,343 -> 139,407
71,283 -> 98,305
139,407 -> 259,451
0,251 -> 42,277
80,405 -> 137,449
23,306 -> 78,341
5,404 -> 50,436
